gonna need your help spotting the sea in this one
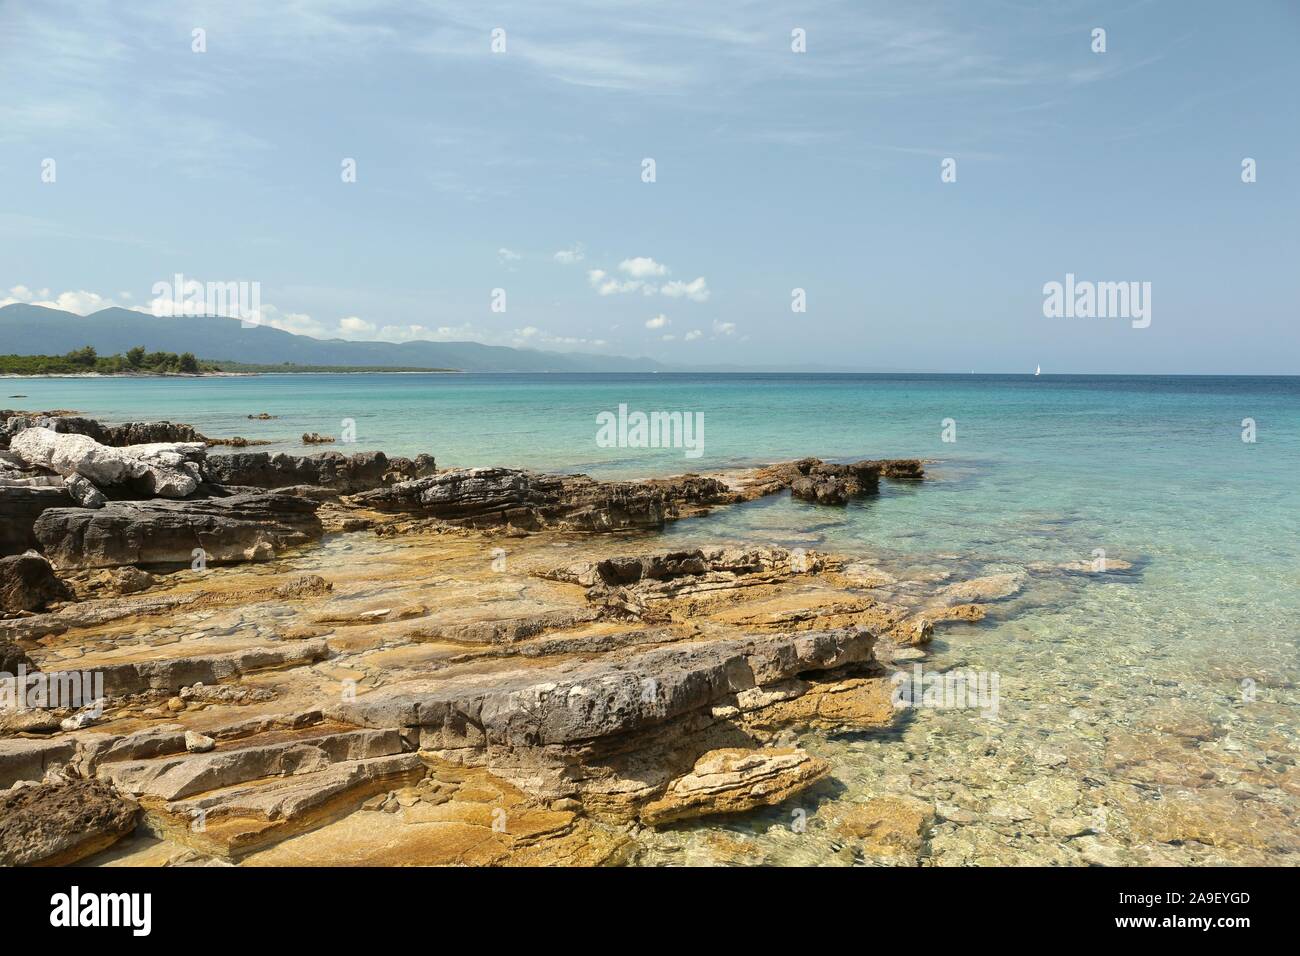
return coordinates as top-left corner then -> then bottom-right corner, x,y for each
6,372 -> 1298,864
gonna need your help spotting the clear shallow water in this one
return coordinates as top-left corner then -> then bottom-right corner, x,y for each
8,373 -> 1299,863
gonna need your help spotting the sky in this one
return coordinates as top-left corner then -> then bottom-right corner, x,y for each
1,0 -> 1297,373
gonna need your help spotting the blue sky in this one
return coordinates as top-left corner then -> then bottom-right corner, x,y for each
1,0 -> 1296,373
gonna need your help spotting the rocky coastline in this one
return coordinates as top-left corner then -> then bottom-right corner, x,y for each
0,408 -> 1199,867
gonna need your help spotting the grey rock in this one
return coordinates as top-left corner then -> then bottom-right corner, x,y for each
184,731 -> 216,753
33,491 -> 323,569
42,638 -> 329,697
0,486 -> 72,556
204,450 -> 435,494
0,552 -> 72,612
333,628 -> 875,749
0,738 -> 77,789
65,474 -> 107,508
349,466 -> 733,532
100,727 -> 405,800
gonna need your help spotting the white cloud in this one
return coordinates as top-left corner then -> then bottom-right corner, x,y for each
684,329 -> 703,341
0,285 -> 122,314
661,334 -> 676,341
619,257 -> 668,279
645,313 -> 670,330
338,316 -> 377,338
662,277 -> 710,302
588,269 -> 643,296
554,243 -> 585,264
497,247 -> 522,265
712,320 -> 736,336
587,259 -> 709,301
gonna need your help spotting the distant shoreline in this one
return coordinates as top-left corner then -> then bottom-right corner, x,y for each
1,368 -> 462,379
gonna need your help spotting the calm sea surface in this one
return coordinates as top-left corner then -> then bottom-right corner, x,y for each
8,372 -> 1298,863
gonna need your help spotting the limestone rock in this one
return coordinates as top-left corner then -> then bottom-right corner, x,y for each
0,738 -> 77,789
184,731 -> 216,753
77,638 -> 328,696
0,552 -> 72,612
640,748 -> 829,826
0,779 -> 139,866
0,486 -> 71,556
833,795 -> 935,858
348,467 -> 734,532
64,474 -> 107,508
334,628 -> 876,750
9,427 -> 202,498
205,450 -> 435,494
33,491 -> 322,569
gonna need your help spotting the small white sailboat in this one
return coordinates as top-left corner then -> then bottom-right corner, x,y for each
1034,364 -> 1041,376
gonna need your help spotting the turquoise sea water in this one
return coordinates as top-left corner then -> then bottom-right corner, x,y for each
8,372 -> 1299,863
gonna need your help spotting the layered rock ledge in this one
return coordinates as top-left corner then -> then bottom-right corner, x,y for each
1,412 -> 979,866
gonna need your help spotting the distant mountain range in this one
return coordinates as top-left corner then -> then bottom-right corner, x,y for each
0,304 -> 668,373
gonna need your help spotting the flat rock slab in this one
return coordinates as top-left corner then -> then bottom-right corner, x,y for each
0,737 -> 78,788
100,727 -> 406,800
205,450 -> 435,494
34,491 -> 323,569
39,638 -> 330,697
332,628 -> 875,750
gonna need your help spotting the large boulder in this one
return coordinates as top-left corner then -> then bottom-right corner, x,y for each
9,427 -> 203,498
33,491 -> 323,569
0,552 -> 72,613
205,450 -> 434,494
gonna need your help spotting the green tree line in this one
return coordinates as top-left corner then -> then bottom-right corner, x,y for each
0,346 -> 217,375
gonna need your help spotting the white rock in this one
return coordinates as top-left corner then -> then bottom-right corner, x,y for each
9,428 -> 201,498
184,731 -> 215,753
59,709 -> 101,731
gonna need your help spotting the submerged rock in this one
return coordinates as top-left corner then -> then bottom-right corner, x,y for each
832,795 -> 936,859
